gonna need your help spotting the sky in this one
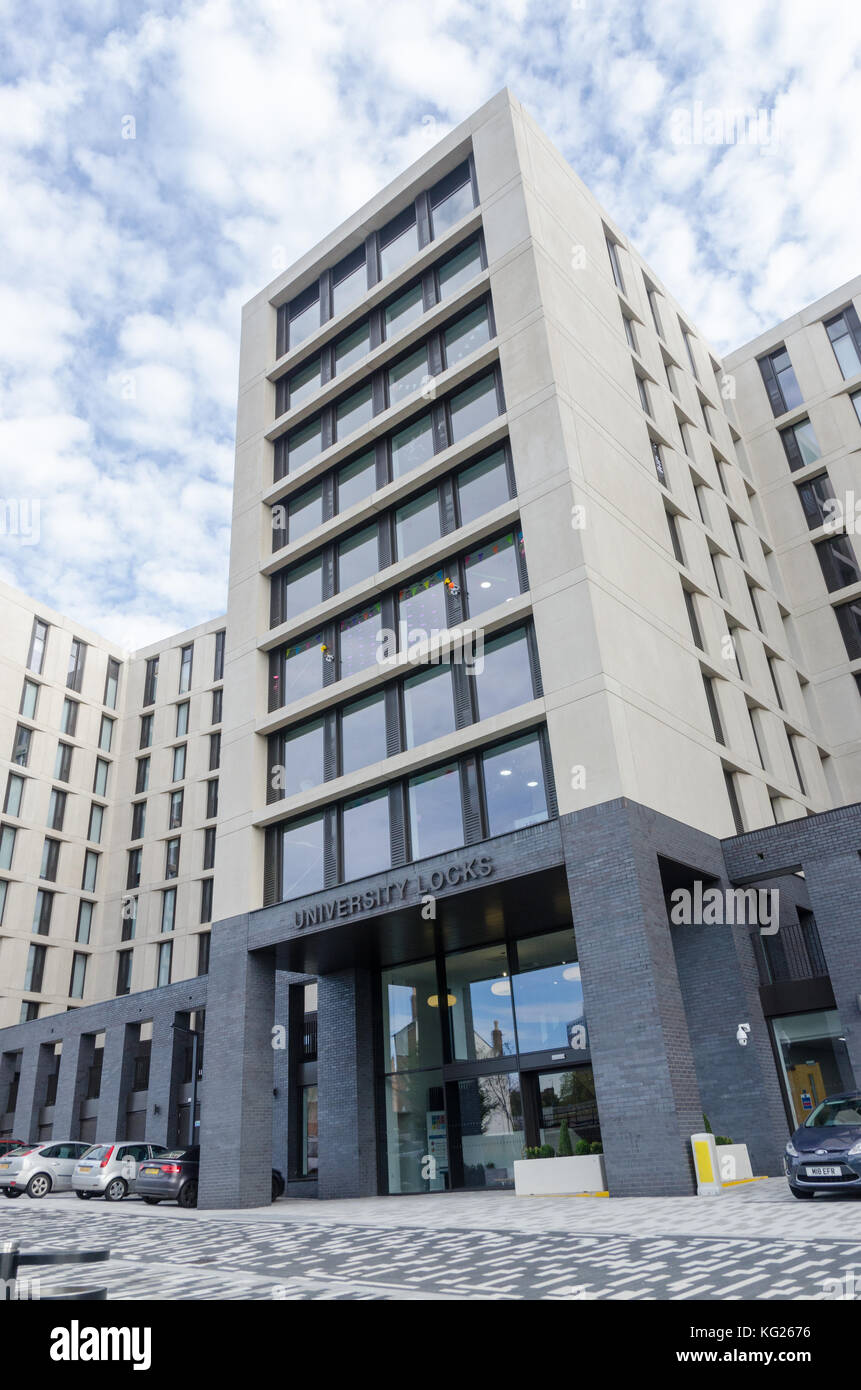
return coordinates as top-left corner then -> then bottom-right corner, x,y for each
0,0 -> 859,648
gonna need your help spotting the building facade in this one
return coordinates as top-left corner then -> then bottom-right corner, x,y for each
0,90 -> 858,1200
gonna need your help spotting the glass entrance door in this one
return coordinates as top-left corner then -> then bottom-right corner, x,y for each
447,1072 -> 523,1189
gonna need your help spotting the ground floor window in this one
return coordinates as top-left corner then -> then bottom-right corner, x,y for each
302,1085 -> 318,1175
771,1008 -> 857,1127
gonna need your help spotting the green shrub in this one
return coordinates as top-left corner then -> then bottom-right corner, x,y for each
574,1139 -> 590,1156
715,1136 -> 733,1146
590,1141 -> 603,1155
557,1119 -> 573,1157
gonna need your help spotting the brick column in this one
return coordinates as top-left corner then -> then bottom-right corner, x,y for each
95,1023 -> 137,1139
146,1011 -> 187,1147
51,1033 -> 93,1140
317,967 -> 379,1199
197,916 -> 275,1209
13,1040 -> 56,1142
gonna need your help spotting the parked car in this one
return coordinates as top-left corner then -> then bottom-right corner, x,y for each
0,1141 -> 92,1198
785,1092 -> 861,1198
72,1141 -> 168,1201
136,1146 -> 286,1208
0,1139 -> 25,1158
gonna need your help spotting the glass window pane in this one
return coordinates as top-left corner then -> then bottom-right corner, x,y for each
538,1068 -> 601,1150
474,629 -> 533,720
438,241 -> 482,299
343,789 -> 390,880
398,570 -> 448,652
464,531 -> 523,615
445,944 -> 515,1062
341,692 -> 387,776
456,450 -> 509,525
20,681 -> 38,719
288,297 -> 320,349
408,763 -> 463,859
338,525 -> 378,592
288,417 -> 323,473
512,929 -> 582,1054
334,320 -> 372,375
431,177 -> 475,238
280,635 -> 325,703
388,347 -> 429,408
287,357 -> 322,411
794,419 -> 821,467
281,814 -> 325,899
287,483 -> 324,542
831,329 -> 861,380
403,665 -> 455,747
444,304 -> 490,368
336,384 -> 373,440
338,451 -> 377,511
285,555 -> 323,618
772,1008 -> 857,1128
456,1074 -> 522,1189
395,489 -> 441,559
385,283 -> 424,337
482,732 -> 548,836
391,413 -> 434,478
380,220 -> 419,279
449,374 -> 499,443
384,1069 -> 446,1193
332,259 -> 367,317
280,720 -> 324,797
382,960 -> 442,1072
339,602 -> 383,679
301,1085 -> 318,1175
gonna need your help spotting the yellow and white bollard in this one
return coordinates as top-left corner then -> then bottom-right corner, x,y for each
690,1132 -> 723,1196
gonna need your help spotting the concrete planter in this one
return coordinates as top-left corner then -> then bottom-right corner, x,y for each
514,1154 -> 606,1196
717,1143 -> 753,1182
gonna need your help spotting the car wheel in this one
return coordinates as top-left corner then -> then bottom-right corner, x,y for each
142,1197 -> 161,1205
177,1181 -> 198,1209
26,1172 -> 52,1199
104,1178 -> 127,1202
790,1185 -> 815,1199
75,1190 -> 92,1199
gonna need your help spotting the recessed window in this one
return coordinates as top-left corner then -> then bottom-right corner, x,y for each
281,813 -> 325,900
833,597 -> 861,660
200,878 -> 214,925
443,303 -> 491,369
395,489 -> 441,559
402,665 -> 456,748
284,553 -> 323,619
388,346 -> 429,408
398,571 -> 447,651
87,803 -> 104,844
54,741 -> 73,781
473,628 -> 534,720
69,952 -> 87,1001
104,657 -> 121,709
702,674 -> 725,744
169,790 -> 183,830
283,356 -> 322,413
275,633 -> 326,705
379,208 -> 419,280
61,697 -> 79,736
796,474 -> 836,529
636,374 -> 652,417
779,417 -> 821,471
161,887 -> 176,933
335,383 -> 374,441
456,450 -> 510,526
47,788 -> 66,831
99,715 -> 114,753
67,638 -> 87,693
343,789 -> 391,881
338,451 -> 377,511
157,940 -> 173,987
172,744 -> 186,782
4,774 -> 24,818
127,848 -> 141,890
287,417 -> 324,474
212,686 -> 223,726
203,826 -> 216,871
339,605 -> 383,680
334,320 -> 372,375
176,701 -> 189,737
12,724 -> 32,768
131,800 -> 146,840
143,656 -> 159,706
331,246 -> 367,318
605,235 -> 625,293
135,756 -> 150,794
82,850 -> 99,893
429,162 -> 475,238
213,629 -> 225,681
759,346 -> 803,415
93,757 -> 109,797
287,287 -> 320,351
464,531 -> 524,616
206,779 -> 219,819
449,373 -> 499,443
76,900 -> 93,944
482,732 -> 548,836
385,282 -> 425,337
32,889 -> 53,936
19,679 -> 39,720
391,412 -> 434,478
284,481 -> 324,543
24,944 -> 46,994
337,525 -> 379,592
27,618 -> 48,674
438,239 -> 483,300
279,720 -> 325,799
209,731 -> 221,770
165,838 -> 180,880
116,949 -> 133,997
824,307 -> 861,380
0,824 -> 16,872
815,534 -> 861,592
178,643 -> 193,694
408,763 -> 463,859
341,693 -> 387,777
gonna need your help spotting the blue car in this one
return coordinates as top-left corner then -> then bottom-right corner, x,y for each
784,1092 -> 861,1198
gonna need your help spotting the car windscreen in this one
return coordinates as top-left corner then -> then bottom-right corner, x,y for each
805,1096 -> 861,1127
80,1145 -> 110,1160
157,1150 -> 193,1160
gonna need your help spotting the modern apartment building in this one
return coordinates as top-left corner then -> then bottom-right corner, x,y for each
0,90 -> 858,1199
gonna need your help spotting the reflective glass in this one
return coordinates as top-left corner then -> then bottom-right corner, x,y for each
449,374 -> 499,443
482,732 -> 548,836
279,635 -> 324,704
281,813 -> 324,899
335,321 -> 372,374
473,629 -> 533,720
445,943 -> 515,1062
341,692 -> 387,775
284,555 -> 323,618
279,720 -> 324,798
391,413 -> 434,478
431,178 -> 475,237
385,283 -> 424,337
287,417 -> 323,473
408,764 -> 463,860
338,525 -> 378,592
444,304 -> 490,368
512,930 -> 582,1054
395,489 -> 441,559
332,259 -> 367,317
464,531 -> 523,615
382,960 -> 443,1073
384,1070 -> 447,1193
339,602 -> 383,678
288,483 -> 324,542
456,1074 -> 522,1189
456,451 -> 510,526
538,1068 -> 601,1150
288,297 -> 319,349
338,451 -> 377,511
438,241 -> 482,299
336,384 -> 373,440
388,346 -> 429,407
287,357 -> 322,410
380,220 -> 419,279
398,571 -> 448,653
403,665 -> 455,747
343,789 -> 390,880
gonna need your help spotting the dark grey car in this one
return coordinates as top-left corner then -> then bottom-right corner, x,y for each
135,1146 -> 286,1207
784,1092 -> 861,1197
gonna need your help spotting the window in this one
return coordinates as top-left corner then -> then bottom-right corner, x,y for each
206,779 -> 219,819
651,440 -> 667,484
14,725 -> 33,767
388,345 -> 428,408
281,813 -> 325,899
200,877 -> 214,924
0,879 -> 6,926
767,657 -> 784,710
4,774 -> 24,818
20,678 -> 39,719
0,824 -> 17,871
161,887 -> 176,933
797,474 -> 836,529
281,355 -> 322,413
104,657 -> 120,709
275,721 -> 324,800
41,837 -> 60,881
442,302 -> 491,369
165,838 -> 180,879
408,763 -> 463,859
131,799 -> 146,840
76,900 -> 93,944
834,597 -> 861,660
683,591 -> 704,650
339,605 -> 382,680
337,525 -> 378,593
482,732 -> 548,836
209,731 -> 221,771
391,412 -> 434,478
636,374 -> 652,417
197,932 -> 211,976
724,769 -> 745,834
60,697 -> 78,736
93,757 -> 109,796
169,790 -> 183,829
47,788 -> 66,831
20,1001 -> 40,1022
178,643 -> 193,694
343,789 -> 390,880
24,944 -> 46,994
116,950 -> 133,997
429,161 -> 474,237
136,757 -> 149,795
87,802 -> 104,844
702,674 -> 725,744
448,372 -> 499,443
212,687 -> 223,724
824,307 -> 861,379
852,390 -> 861,427
140,713 -> 153,749
271,632 -> 326,707
32,889 -> 53,935
646,283 -> 663,337
172,744 -> 186,782
398,570 -> 447,649
681,326 -> 700,380
176,701 -> 189,737
143,657 -> 159,706
758,346 -> 803,415
731,519 -> 745,562
337,451 -> 376,512
127,848 -> 142,890
789,734 -> 807,796
749,583 -> 765,633
341,693 -> 387,776
437,238 -> 483,300
286,283 -> 319,351
99,715 -> 114,752
379,207 -> 418,280
334,320 -> 371,375
815,535 -> 861,592
69,953 -> 87,1001
157,940 -> 173,987
605,235 -> 625,292
82,850 -> 99,893
28,618 -> 48,673
464,530 -> 524,616
67,638 -> 86,692
780,417 -> 821,471
472,628 -> 535,721
213,628 -> 225,681
395,489 -> 441,559
203,826 -> 216,871
331,246 -> 366,318
623,315 -> 637,351
335,383 -> 373,440
403,665 -> 456,747
284,554 -> 323,619
456,450 -> 510,526
54,741 -> 73,781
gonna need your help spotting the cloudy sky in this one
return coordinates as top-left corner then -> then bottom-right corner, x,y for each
1,0 -> 859,648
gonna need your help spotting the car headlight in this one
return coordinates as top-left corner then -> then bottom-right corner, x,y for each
848,1140 -> 861,1157
785,1140 -> 800,1157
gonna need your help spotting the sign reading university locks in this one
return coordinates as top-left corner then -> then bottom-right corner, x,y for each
292,854 -> 494,928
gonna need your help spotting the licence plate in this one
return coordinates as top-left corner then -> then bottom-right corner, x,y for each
804,1165 -> 842,1177
0,1163 -> 9,1170
143,1168 -> 160,1176
78,1166 -> 92,1172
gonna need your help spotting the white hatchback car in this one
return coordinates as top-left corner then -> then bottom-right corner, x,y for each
72,1141 -> 168,1201
0,1141 -> 92,1198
